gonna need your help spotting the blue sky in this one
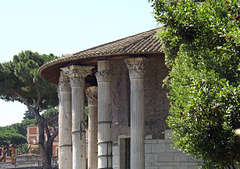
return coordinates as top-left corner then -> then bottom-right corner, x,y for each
0,0 -> 158,126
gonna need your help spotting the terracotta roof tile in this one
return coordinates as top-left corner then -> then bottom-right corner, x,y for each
38,28 -> 162,84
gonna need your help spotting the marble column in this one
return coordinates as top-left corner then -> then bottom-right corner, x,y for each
58,71 -> 72,169
86,86 -> 98,169
62,65 -> 93,169
95,60 -> 112,169
124,57 -> 148,169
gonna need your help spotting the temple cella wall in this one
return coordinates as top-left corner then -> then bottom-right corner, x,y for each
110,57 -> 202,169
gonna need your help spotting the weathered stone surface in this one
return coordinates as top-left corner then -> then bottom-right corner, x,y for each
113,133 -> 201,169
158,152 -> 174,162
125,57 -> 147,169
110,59 -> 131,142
96,60 -> 113,169
152,143 -> 166,153
62,65 -> 93,169
99,57 -> 200,169
58,72 -> 72,169
86,86 -> 98,169
144,57 -> 170,139
110,57 -> 170,142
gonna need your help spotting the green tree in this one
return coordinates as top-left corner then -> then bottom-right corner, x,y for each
0,50 -> 59,169
0,128 -> 26,162
23,110 -> 35,120
151,0 -> 240,168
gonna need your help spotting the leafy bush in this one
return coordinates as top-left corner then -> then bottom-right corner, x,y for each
151,0 -> 240,167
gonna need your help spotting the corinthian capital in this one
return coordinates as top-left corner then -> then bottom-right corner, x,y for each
96,60 -> 112,82
95,70 -> 111,82
85,86 -> 98,106
124,57 -> 148,79
61,65 -> 94,87
58,71 -> 71,94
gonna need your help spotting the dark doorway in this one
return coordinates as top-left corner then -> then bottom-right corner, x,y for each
120,137 -> 130,169
125,138 -> 130,169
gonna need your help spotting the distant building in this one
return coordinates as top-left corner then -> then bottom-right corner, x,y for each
26,125 -> 58,158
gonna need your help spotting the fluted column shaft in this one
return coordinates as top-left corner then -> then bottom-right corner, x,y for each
86,86 -> 98,169
62,65 -> 93,169
124,57 -> 148,169
58,71 -> 72,169
96,60 -> 112,169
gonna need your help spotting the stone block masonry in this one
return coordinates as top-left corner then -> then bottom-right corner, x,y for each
113,130 -> 201,169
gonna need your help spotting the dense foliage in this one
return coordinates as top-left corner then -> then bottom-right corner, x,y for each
0,128 -> 26,149
0,50 -> 58,109
151,0 -> 240,168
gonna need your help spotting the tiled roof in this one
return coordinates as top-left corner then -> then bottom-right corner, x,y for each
71,28 -> 161,58
38,28 -> 162,84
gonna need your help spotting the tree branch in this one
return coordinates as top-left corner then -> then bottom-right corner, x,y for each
38,122 -> 45,145
28,105 -> 43,123
45,124 -> 51,140
34,93 -> 44,109
11,89 -> 42,121
44,115 -> 58,125
48,129 -> 59,146
0,150 -> 7,162
11,89 -> 29,106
